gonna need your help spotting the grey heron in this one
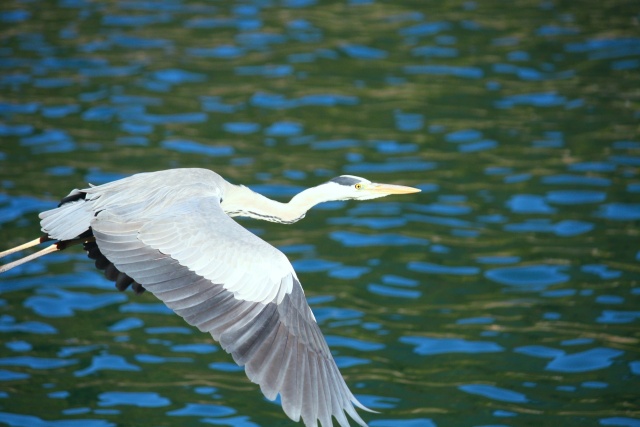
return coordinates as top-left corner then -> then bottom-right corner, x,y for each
0,168 -> 420,427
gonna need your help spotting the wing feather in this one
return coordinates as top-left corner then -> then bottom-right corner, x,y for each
89,194 -> 370,427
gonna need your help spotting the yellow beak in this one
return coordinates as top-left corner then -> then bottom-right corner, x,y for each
369,183 -> 421,194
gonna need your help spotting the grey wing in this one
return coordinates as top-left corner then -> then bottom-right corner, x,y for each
90,196 -> 370,427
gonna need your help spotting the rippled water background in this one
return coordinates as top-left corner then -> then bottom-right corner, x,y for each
1,0 -> 639,426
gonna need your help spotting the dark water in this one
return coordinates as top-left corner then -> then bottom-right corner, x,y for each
1,0 -> 639,426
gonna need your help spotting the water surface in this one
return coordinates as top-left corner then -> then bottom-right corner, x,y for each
0,0 -> 639,426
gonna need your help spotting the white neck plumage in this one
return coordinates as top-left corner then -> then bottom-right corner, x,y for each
220,184 -> 336,224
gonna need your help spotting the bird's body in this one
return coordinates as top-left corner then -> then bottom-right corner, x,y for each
0,168 -> 420,427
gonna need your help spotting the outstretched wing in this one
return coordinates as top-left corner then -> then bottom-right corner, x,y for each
90,195 -> 370,427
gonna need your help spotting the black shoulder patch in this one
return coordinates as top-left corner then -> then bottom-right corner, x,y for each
58,191 -> 87,207
329,176 -> 360,186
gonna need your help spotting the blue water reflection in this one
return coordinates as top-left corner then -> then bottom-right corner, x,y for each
201,415 -> 261,427
458,384 -> 528,403
0,356 -> 76,369
0,412 -> 114,427
109,317 -> 144,332
344,160 -> 436,174
0,317 -> 57,334
495,92 -> 567,108
209,362 -> 243,372
599,418 -> 640,427
135,354 -> 192,364
161,140 -> 234,156
595,203 -> 640,221
409,262 -> 479,275
171,343 -> 218,354
371,420 -> 436,427
1,0 -> 639,425
331,231 -> 429,247
74,353 -> 140,377
582,265 -> 621,280
597,311 -> 640,324
404,64 -> 484,79
341,44 -> 388,60
542,174 -> 611,186
368,284 -> 421,299
504,219 -> 594,236
401,337 -> 504,355
515,346 -> 624,373
24,289 -> 127,317
167,403 -> 235,417
325,335 -> 384,352
0,370 -> 30,381
485,265 -> 569,289
5,341 -> 32,352
99,392 -> 170,407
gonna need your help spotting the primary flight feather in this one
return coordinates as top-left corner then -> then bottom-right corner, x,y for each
0,168 -> 420,427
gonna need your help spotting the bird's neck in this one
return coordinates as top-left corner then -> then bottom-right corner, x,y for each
221,185 -> 331,224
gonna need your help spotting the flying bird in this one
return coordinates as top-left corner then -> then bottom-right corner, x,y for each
0,168 -> 420,427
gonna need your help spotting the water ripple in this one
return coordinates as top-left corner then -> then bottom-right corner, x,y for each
599,417 -> 640,427
235,64 -> 292,77
0,318 -> 57,334
171,344 -> 218,354
458,384 -> 528,403
135,354 -> 192,364
119,303 -> 172,315
0,356 -> 77,369
74,353 -> 140,377
0,194 -> 53,225
341,44 -> 388,60
209,362 -> 243,372
399,21 -> 452,37
344,160 -> 436,174
485,265 -> 569,288
371,419 -> 436,427
223,122 -> 260,134
495,91 -> 567,108
292,258 -> 341,273
596,311 -> 640,324
408,262 -> 479,275
404,64 -> 484,79
0,412 -> 114,427
546,190 -> 607,205
99,391 -> 170,407
20,129 -> 76,154
0,1 -> 637,425
506,194 -> 556,214
581,265 -> 621,280
412,45 -> 458,58
504,219 -> 594,236
400,336 -> 504,355
161,140 -> 234,157
325,335 -> 384,351
595,203 -> 640,221
331,231 -> 429,247
541,174 -> 611,186
24,289 -> 127,317
368,284 -> 421,299
0,370 -> 30,381
151,69 -> 206,84
167,403 -> 236,418
515,345 -> 624,373
5,341 -> 32,352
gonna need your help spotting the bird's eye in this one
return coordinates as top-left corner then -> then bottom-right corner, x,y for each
355,183 -> 363,190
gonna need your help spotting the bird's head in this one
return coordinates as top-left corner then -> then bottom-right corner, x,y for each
325,175 -> 421,201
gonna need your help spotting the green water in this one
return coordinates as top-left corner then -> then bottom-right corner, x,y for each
0,0 -> 639,426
